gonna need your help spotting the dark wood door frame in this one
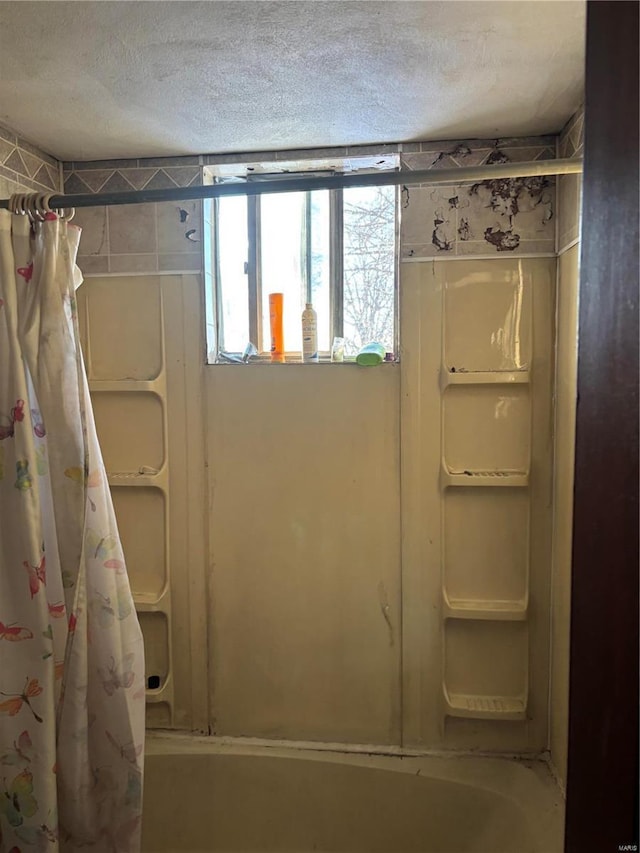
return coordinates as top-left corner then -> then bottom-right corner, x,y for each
565,2 -> 639,851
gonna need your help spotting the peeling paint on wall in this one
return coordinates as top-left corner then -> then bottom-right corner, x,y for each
400,135 -> 556,258
432,215 -> 454,252
484,227 -> 521,252
58,132 -> 559,271
458,217 -> 472,241
468,172 -> 553,252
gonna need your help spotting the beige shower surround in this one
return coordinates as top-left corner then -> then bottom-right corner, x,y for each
76,253 -> 555,756
71,114 -> 582,769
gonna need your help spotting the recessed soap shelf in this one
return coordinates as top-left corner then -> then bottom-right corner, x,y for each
441,465 -> 529,488
443,594 -> 528,621
107,469 -> 168,490
145,674 -> 172,703
134,589 -> 170,612
443,688 -> 527,721
441,368 -> 530,389
89,378 -> 164,393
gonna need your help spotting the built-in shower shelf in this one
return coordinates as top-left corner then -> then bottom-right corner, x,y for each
441,369 -> 530,388
107,468 -> 167,489
441,466 -> 529,488
443,596 -> 528,621
134,590 -> 170,612
444,690 -> 527,721
89,378 -> 163,394
145,674 -> 172,703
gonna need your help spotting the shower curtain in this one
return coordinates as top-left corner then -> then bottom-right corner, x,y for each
0,210 -> 145,852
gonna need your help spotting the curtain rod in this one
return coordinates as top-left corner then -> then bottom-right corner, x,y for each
0,157 -> 582,210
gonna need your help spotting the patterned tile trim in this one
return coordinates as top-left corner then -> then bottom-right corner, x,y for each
63,134 -> 560,262
0,122 -> 61,193
63,134 -> 560,197
558,105 -> 584,158
67,156 -> 201,170
556,105 -> 584,252
63,166 -> 203,194
201,136 -> 556,167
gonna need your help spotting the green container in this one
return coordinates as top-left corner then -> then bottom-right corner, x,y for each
355,342 -> 386,366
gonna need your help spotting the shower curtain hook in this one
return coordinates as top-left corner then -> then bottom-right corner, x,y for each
21,192 -> 75,223
26,193 -> 45,222
42,192 -> 75,222
39,193 -> 55,219
8,193 -> 28,216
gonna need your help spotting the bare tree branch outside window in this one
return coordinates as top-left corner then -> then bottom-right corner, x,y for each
343,186 -> 396,356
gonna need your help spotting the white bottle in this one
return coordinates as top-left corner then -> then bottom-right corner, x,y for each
301,303 -> 318,362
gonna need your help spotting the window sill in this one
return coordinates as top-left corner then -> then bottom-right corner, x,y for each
207,356 -> 400,367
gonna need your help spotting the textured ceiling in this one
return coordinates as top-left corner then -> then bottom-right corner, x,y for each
0,1 -> 585,161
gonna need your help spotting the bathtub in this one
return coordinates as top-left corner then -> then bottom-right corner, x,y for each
141,734 -> 564,853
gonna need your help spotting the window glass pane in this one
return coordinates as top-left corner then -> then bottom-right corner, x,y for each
310,191 -> 330,352
203,199 -> 217,360
217,195 -> 249,352
261,192 -> 306,354
343,186 -> 396,357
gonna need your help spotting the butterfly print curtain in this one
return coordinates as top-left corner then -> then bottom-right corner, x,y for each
0,210 -> 145,852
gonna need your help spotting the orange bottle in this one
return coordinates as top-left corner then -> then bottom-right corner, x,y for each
269,292 -> 285,362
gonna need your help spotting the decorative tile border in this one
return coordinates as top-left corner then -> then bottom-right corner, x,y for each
558,106 -> 584,158
0,123 -> 61,195
0,120 -> 577,272
63,164 -> 202,195
557,105 -> 584,253
62,158 -> 205,276
62,131 -> 574,273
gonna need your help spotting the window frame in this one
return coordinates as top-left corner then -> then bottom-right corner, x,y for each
204,160 -> 400,363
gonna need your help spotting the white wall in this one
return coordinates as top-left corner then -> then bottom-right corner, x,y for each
206,365 -> 402,743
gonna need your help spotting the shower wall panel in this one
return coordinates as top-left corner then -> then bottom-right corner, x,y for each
206,365 -> 402,745
401,257 -> 555,752
77,274 -> 209,732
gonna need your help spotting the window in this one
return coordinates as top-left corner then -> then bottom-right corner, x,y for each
204,155 -> 399,363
